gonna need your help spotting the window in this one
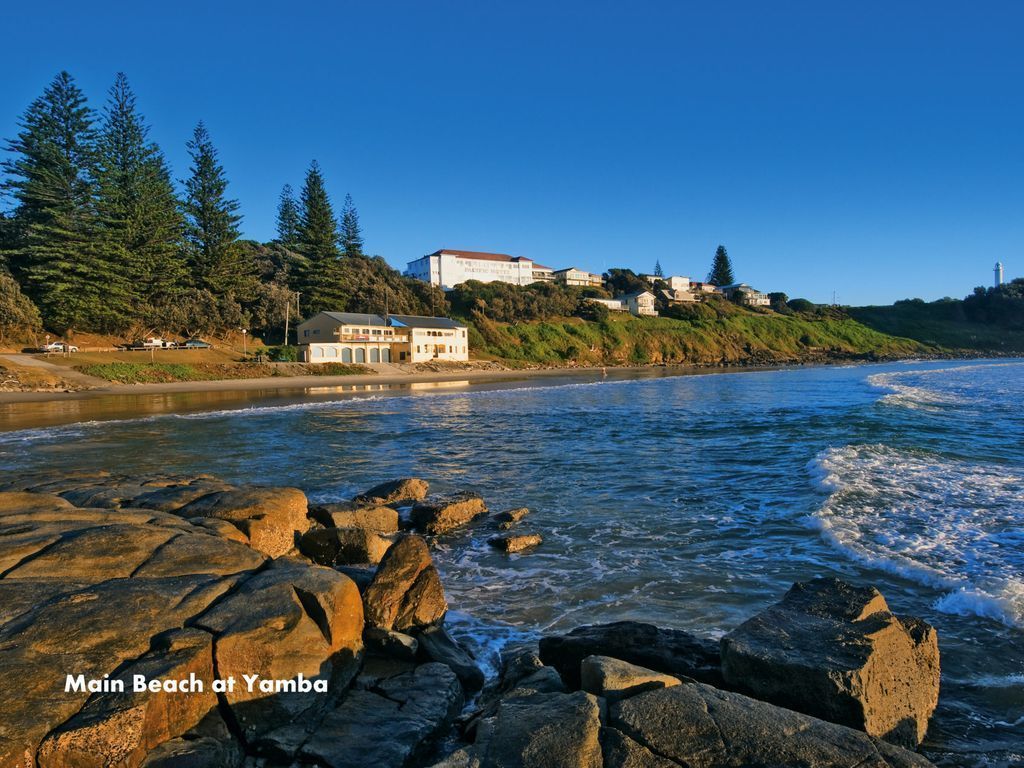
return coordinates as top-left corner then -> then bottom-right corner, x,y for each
303,330 -> 309,338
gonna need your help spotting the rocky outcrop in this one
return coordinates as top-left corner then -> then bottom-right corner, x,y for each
179,487 -> 310,557
539,621 -> 723,689
720,577 -> 940,747
411,493 -> 489,535
362,535 -> 448,631
608,683 -> 934,768
494,507 -> 530,530
355,478 -> 430,506
301,662 -> 463,768
488,533 -> 542,552
299,526 -> 393,566
475,691 -> 603,768
310,501 -> 400,533
417,625 -> 485,693
580,655 -> 681,702
0,475 -> 362,767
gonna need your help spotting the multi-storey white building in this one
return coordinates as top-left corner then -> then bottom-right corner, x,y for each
405,249 -> 553,290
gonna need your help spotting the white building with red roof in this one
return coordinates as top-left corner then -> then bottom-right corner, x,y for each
405,249 -> 553,290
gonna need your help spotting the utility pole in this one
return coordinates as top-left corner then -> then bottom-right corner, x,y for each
284,299 -> 290,346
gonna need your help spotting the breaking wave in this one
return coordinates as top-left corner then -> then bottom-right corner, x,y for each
808,444 -> 1024,628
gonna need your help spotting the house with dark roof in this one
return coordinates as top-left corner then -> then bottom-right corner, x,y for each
405,249 -> 551,290
295,312 -> 469,364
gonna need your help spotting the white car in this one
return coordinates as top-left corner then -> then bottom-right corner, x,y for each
41,342 -> 79,353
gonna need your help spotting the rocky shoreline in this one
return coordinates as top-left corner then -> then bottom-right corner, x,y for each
0,472 -> 942,767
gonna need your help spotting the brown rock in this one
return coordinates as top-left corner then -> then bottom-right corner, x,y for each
310,501 -> 400,533
299,527 -> 393,566
180,487 -> 310,557
411,493 -> 488,535
488,533 -> 542,553
417,625 -> 485,692
36,628 -> 218,767
363,535 -> 447,631
720,577 -> 940,747
354,478 -> 430,506
191,558 -> 364,740
494,507 -> 530,529
580,655 -> 680,702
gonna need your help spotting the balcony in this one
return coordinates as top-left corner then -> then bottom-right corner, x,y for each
333,333 -> 408,343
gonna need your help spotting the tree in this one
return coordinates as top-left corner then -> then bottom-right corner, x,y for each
340,193 -> 363,258
296,161 -> 346,314
0,71 -> 125,332
181,122 -> 253,298
95,73 -> 185,312
275,183 -> 300,246
706,245 -> 735,286
0,273 -> 42,341
604,268 -> 647,296
654,260 -> 664,278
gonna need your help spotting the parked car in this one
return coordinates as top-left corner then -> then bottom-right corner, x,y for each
182,338 -> 213,349
40,342 -> 79,353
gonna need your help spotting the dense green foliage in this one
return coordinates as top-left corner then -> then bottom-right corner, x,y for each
850,288 -> 1024,352
706,245 -> 735,286
0,71 -> 437,341
448,280 -> 598,323
469,300 -> 927,366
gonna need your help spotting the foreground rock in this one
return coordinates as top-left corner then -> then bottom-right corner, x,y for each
488,533 -> 542,553
411,493 -> 489,535
609,683 -> 934,768
355,478 -> 430,506
0,476 -> 361,767
721,577 -> 940,747
540,621 -> 723,689
417,625 -> 485,692
362,535 -> 448,631
310,501 -> 400,533
301,662 -> 463,767
299,526 -> 393,565
180,486 -> 310,557
580,655 -> 680,702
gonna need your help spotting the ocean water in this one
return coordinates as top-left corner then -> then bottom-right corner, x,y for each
1,360 -> 1021,766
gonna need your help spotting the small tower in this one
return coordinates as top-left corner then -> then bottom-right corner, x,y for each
994,261 -> 1004,288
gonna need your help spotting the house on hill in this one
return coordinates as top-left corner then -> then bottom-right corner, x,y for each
716,283 -> 771,307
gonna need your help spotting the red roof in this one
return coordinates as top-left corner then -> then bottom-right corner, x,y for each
431,249 -> 531,263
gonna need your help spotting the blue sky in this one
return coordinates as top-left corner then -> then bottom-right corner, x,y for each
2,1 -> 1022,305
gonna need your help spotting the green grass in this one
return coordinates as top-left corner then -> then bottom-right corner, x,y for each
78,362 -> 221,384
304,363 -> 369,376
467,302 -> 930,366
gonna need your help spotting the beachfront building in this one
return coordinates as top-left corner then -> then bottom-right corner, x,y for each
389,315 -> 469,363
296,312 -> 469,364
405,249 -> 553,290
553,267 -> 604,288
716,283 -> 771,307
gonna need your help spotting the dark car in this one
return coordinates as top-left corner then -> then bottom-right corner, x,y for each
182,339 -> 213,349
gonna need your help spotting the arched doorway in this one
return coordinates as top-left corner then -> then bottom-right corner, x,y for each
370,348 -> 380,363
355,348 -> 366,363
381,348 -> 391,363
341,348 -> 352,363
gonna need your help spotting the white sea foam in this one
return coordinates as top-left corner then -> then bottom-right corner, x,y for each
807,443 -> 1024,629
867,361 -> 1024,411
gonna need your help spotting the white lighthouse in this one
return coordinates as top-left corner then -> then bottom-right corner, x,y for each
994,261 -> 1004,288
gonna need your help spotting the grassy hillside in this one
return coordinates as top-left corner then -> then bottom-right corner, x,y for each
465,302 -> 929,367
849,301 -> 1024,352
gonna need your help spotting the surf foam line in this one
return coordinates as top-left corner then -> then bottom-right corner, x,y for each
806,443 -> 1024,629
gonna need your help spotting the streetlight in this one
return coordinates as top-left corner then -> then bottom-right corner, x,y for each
240,329 -> 248,359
